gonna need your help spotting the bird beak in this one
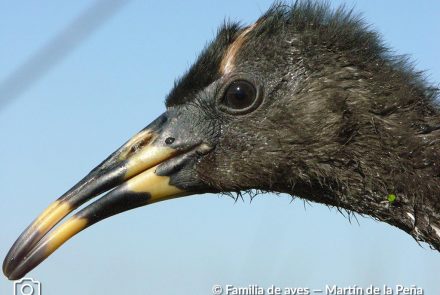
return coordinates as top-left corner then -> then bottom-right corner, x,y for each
3,112 -> 206,280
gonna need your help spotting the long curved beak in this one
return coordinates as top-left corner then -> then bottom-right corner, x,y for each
3,113 -> 201,280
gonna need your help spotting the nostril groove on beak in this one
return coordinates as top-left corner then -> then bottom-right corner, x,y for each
119,132 -> 155,159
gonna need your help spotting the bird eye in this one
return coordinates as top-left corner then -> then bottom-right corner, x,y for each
220,80 -> 260,114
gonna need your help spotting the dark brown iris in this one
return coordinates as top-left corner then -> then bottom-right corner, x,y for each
222,80 -> 257,110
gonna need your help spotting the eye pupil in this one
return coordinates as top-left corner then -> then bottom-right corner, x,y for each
224,80 -> 257,110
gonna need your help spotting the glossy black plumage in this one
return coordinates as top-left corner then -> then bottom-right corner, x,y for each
4,0 -> 440,282
165,1 -> 440,249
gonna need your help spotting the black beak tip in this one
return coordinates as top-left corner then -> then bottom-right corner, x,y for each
3,267 -> 14,281
6,272 -> 22,281
3,260 -> 14,280
3,259 -> 27,281
3,250 -> 26,280
3,258 -> 11,277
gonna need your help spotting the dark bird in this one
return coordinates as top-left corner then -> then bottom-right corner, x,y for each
3,1 -> 440,280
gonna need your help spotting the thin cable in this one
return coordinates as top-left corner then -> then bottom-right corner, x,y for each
0,0 -> 131,111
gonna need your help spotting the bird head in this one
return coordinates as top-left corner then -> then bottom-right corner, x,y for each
4,2 -> 440,280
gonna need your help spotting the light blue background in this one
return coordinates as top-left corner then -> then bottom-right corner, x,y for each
1,1 -> 439,294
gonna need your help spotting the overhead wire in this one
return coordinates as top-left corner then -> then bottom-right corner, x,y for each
0,0 -> 131,111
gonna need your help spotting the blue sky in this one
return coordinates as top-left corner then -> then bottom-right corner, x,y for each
1,1 -> 440,294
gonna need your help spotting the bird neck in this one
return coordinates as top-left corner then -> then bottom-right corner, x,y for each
279,158 -> 440,251
271,70 -> 440,251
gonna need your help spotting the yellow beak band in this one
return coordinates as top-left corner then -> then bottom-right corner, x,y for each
3,127 -> 187,280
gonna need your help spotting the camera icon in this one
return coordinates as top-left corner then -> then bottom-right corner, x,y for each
13,278 -> 41,295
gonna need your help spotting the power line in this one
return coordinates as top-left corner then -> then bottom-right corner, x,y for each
0,0 -> 131,111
